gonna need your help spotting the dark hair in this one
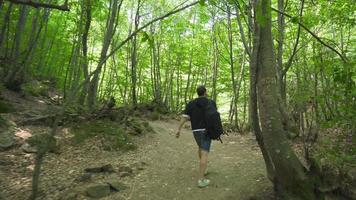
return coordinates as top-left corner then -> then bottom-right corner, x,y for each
196,85 -> 206,96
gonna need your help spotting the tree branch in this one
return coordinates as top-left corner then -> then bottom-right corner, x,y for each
271,7 -> 347,63
5,0 -> 69,11
101,1 -> 200,66
282,0 -> 304,76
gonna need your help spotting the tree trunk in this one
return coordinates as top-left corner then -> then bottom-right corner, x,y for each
5,5 -> 28,87
249,0 -> 275,181
0,3 -> 13,56
87,0 -> 122,110
78,0 -> 92,106
226,4 -> 239,128
131,0 -> 140,106
254,0 -> 316,198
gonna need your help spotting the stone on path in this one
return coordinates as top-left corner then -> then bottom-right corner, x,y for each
86,184 -> 111,198
118,166 -> 134,177
21,142 -> 37,153
85,164 -> 114,173
61,192 -> 77,200
107,180 -> 127,192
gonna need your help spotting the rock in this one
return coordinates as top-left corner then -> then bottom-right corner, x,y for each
340,168 -> 356,199
286,131 -> 298,139
86,184 -> 111,198
0,130 -> 14,151
0,159 -> 14,166
119,166 -> 133,177
119,166 -> 133,174
107,181 -> 127,192
119,172 -> 131,177
21,143 -> 37,153
61,192 -> 77,200
132,161 -> 147,171
85,164 -> 115,173
76,173 -> 92,182
318,164 -> 342,193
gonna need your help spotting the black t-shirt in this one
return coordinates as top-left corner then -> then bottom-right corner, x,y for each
183,97 -> 217,130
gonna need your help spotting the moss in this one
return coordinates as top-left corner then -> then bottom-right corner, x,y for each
0,100 -> 15,113
148,111 -> 160,120
27,134 -> 59,154
126,117 -> 155,135
22,81 -> 49,97
70,119 -> 136,151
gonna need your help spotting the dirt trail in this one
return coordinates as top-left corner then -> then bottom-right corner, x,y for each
113,120 -> 272,200
0,119 -> 272,200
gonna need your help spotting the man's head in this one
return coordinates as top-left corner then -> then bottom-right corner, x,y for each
197,85 -> 207,97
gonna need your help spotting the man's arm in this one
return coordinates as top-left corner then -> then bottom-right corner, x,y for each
176,115 -> 189,138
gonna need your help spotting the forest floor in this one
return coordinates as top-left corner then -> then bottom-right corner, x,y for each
0,90 -> 273,200
0,119 -> 273,200
112,120 -> 273,200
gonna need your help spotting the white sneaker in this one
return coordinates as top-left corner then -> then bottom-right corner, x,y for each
198,178 -> 210,188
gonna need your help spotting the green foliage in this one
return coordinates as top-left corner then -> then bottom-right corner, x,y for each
312,132 -> 355,169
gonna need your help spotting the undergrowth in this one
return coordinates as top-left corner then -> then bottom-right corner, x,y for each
70,118 -> 154,151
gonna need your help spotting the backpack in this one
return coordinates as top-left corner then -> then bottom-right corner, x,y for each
204,100 -> 224,142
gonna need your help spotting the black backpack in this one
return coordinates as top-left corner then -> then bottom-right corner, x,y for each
204,100 -> 224,142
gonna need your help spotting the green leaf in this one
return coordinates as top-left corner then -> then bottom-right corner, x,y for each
141,31 -> 150,43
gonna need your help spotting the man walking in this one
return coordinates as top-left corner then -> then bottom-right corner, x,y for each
176,85 -> 217,188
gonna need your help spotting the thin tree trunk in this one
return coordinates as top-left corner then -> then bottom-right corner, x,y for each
78,0 -> 92,106
0,3 -> 13,56
226,4 -> 239,128
131,0 -> 140,106
87,0 -> 122,110
5,5 -> 28,87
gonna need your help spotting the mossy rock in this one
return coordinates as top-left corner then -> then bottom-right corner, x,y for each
22,80 -> 50,97
126,118 -> 154,135
27,134 -> 59,154
0,100 -> 16,113
86,184 -> 111,198
70,119 -> 136,151
148,111 -> 160,120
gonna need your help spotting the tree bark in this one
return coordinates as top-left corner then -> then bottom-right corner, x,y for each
78,0 -> 92,106
131,0 -> 140,106
87,0 -> 122,110
254,0 -> 316,198
0,3 -> 13,56
5,5 -> 29,88
226,4 -> 239,128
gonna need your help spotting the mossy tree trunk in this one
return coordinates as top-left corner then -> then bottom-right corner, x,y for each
253,0 -> 317,198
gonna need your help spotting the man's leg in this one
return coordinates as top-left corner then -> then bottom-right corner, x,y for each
199,149 -> 208,180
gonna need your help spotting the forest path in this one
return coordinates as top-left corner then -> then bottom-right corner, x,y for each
114,119 -> 273,200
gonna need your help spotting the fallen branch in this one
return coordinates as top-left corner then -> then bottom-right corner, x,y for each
5,0 -> 69,11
